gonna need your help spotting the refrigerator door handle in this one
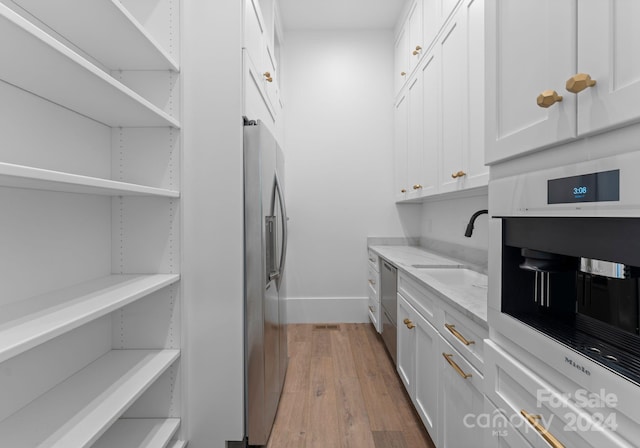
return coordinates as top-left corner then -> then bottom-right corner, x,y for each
274,172 -> 288,289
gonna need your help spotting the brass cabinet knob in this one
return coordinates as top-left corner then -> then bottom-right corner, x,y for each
413,45 -> 422,55
263,72 -> 273,82
537,90 -> 563,108
407,323 -> 416,329
403,318 -> 411,324
401,188 -> 407,193
566,73 -> 596,94
413,184 -> 423,190
400,71 -> 407,76
451,171 -> 466,179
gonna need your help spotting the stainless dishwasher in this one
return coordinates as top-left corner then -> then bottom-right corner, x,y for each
380,260 -> 398,363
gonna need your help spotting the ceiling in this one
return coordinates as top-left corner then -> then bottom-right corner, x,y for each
278,0 -> 409,30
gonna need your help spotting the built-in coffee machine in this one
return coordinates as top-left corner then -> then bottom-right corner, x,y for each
490,153 -> 640,386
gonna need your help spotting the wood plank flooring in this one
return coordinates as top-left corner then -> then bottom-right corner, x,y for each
267,323 -> 436,448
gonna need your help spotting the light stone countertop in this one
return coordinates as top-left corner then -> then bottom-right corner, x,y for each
369,245 -> 488,328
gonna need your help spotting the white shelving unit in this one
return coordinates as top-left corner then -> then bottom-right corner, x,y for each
0,162 -> 180,197
0,3 -> 179,128
0,274 -> 180,364
0,350 -> 179,447
12,0 -> 179,71
0,0 -> 186,445
93,418 -> 181,448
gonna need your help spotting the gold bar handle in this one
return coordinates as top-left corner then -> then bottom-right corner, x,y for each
520,410 -> 565,448
445,323 -> 475,345
442,353 -> 472,379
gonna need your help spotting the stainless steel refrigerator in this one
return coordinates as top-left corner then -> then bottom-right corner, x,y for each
244,119 -> 288,446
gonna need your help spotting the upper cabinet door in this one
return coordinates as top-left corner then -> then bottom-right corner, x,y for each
395,93 -> 409,200
485,0 -> 577,164
462,0 -> 488,189
395,26 -> 409,95
439,14 -> 466,193
408,0 -> 424,73
423,0 -> 441,50
577,0 -> 640,136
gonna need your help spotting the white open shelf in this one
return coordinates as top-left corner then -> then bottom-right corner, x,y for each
0,3 -> 180,128
0,274 -> 180,364
13,0 -> 179,71
0,162 -> 180,197
0,349 -> 180,447
93,418 -> 181,448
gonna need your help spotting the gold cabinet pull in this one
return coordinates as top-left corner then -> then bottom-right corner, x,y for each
401,71 -> 407,76
413,184 -> 423,190
445,323 -> 475,345
566,73 -> 596,94
412,45 -> 422,56
537,90 -> 563,108
407,322 -> 415,329
520,410 -> 565,448
263,72 -> 273,82
401,188 -> 407,193
403,318 -> 411,324
451,170 -> 466,179
442,353 -> 472,379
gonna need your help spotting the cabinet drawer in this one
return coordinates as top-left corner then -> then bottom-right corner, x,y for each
398,271 -> 437,325
367,250 -> 379,272
441,304 -> 486,374
485,340 -> 630,448
368,295 -> 380,332
367,265 -> 379,298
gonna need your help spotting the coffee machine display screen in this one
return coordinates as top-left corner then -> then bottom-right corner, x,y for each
548,169 -> 620,204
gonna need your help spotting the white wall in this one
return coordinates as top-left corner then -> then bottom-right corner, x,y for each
420,192 -> 489,251
283,29 -> 421,321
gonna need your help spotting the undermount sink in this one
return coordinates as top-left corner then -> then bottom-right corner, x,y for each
418,268 -> 488,289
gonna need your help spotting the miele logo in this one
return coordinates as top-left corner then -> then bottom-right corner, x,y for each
565,357 -> 591,376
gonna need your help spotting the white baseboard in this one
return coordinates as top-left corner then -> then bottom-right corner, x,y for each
284,296 -> 369,324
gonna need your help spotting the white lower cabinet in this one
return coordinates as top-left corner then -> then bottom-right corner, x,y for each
485,340 -> 631,448
484,399 -> 534,448
397,293 -> 439,441
438,335 -> 485,448
413,305 -> 440,440
397,272 -> 490,447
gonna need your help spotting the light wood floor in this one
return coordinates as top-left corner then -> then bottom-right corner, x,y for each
267,323 -> 437,448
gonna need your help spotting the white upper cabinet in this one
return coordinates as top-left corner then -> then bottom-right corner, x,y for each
408,0 -> 424,73
419,52 -> 441,197
440,0 -> 487,193
485,0 -> 576,164
486,0 -> 640,165
577,0 -> 640,136
439,12 -> 466,194
423,0 -> 441,52
394,0 -> 487,201
243,0 -> 282,128
395,23 -> 409,95
395,92 -> 409,200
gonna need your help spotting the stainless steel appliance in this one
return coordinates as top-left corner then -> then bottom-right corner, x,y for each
244,119 -> 288,445
380,260 -> 398,363
490,152 -> 640,386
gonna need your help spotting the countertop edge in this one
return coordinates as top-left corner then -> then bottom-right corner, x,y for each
368,245 -> 489,330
